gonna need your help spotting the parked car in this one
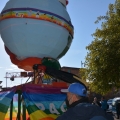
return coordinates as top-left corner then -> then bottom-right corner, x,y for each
107,99 -> 113,112
112,97 -> 120,117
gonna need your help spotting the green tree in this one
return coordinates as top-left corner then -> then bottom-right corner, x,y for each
79,68 -> 87,81
79,68 -> 89,87
85,0 -> 120,95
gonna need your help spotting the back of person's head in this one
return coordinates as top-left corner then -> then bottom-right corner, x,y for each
61,82 -> 88,107
61,82 -> 87,97
94,97 -> 97,99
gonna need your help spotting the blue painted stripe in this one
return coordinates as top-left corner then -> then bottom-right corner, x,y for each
23,92 -> 66,101
0,91 -> 15,98
13,102 -> 18,107
24,98 -> 65,109
0,97 -> 11,106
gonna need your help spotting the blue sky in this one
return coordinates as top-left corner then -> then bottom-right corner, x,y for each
0,0 -> 115,88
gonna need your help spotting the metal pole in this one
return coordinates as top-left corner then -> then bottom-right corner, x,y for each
10,98 -> 13,120
81,61 -> 83,68
22,98 -> 26,120
6,72 -> 7,88
18,91 -> 21,120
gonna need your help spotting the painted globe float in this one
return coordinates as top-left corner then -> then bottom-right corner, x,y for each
0,0 -> 74,71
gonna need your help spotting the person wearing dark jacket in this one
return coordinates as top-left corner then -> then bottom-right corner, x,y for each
92,97 -> 101,107
100,96 -> 108,111
56,83 -> 113,120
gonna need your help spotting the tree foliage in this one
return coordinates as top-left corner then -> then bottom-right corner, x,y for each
85,0 -> 120,95
79,68 -> 87,81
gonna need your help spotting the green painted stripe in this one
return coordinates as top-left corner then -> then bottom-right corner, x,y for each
27,105 -> 39,114
0,103 -> 9,113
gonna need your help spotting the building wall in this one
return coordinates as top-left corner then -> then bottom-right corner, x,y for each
61,66 -> 80,77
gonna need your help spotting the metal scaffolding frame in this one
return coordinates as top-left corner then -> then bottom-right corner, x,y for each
4,72 -> 29,88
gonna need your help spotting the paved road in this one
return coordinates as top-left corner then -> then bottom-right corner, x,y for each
113,115 -> 120,120
107,112 -> 119,120
113,114 -> 120,120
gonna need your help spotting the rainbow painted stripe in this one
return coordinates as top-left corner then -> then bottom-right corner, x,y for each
5,94 -> 29,120
22,84 -> 67,120
0,8 -> 74,37
0,84 -> 67,120
0,87 -> 16,120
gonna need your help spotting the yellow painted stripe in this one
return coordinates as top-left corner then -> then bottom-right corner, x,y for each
30,110 -> 58,120
5,111 -> 17,118
0,112 -> 6,120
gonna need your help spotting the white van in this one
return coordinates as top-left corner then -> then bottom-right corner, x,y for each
112,97 -> 120,117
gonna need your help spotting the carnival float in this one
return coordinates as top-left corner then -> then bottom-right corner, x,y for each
0,0 -> 87,120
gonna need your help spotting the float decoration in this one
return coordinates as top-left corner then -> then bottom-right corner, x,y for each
0,0 -> 74,71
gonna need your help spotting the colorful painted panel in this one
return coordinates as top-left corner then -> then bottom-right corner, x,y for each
22,84 -> 67,120
5,94 -> 29,120
0,87 -> 16,120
